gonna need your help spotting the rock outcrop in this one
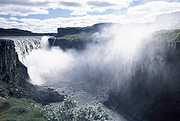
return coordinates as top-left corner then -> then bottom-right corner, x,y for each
50,23 -> 116,50
0,39 -> 63,105
56,23 -> 115,37
48,38 -> 85,50
0,39 -> 27,98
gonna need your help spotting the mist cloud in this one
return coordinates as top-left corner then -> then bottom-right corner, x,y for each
25,19 -> 169,89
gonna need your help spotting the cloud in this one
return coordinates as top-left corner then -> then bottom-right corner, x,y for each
127,1 -> 180,23
0,6 -> 49,16
87,1 -> 114,7
71,11 -> 87,15
1,0 -> 180,17
59,1 -> 81,7
1,0 -> 180,32
0,0 -> 135,16
9,17 -> 18,21
0,0 -> 50,6
0,0 -> 50,16
0,14 -> 133,33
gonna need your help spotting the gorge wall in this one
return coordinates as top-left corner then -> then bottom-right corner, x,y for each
0,39 -> 63,105
0,39 -> 28,98
104,30 -> 180,121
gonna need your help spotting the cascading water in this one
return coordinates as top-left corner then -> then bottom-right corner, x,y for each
0,36 -> 42,65
41,36 -> 50,50
26,36 -> 74,85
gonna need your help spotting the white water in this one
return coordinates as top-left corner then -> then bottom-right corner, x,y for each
0,36 -> 42,65
27,25 -> 156,85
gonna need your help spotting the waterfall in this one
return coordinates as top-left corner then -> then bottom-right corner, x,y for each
40,36 -> 50,50
14,37 -> 42,65
0,36 -> 42,65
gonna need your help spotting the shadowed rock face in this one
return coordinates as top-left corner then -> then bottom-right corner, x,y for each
0,39 -> 63,105
0,39 -> 28,84
48,38 -> 85,50
0,39 -> 28,98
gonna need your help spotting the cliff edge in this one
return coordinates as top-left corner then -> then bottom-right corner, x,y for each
0,39 -> 63,105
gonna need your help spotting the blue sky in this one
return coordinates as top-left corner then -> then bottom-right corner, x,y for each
0,0 -> 180,32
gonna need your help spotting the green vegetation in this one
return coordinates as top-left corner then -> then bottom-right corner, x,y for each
29,96 -> 111,121
0,98 -> 45,121
48,32 -> 93,50
56,32 -> 92,41
0,97 -> 111,121
153,29 -> 180,42
57,27 -> 82,37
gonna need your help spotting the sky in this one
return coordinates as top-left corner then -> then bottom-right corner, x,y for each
0,0 -> 180,33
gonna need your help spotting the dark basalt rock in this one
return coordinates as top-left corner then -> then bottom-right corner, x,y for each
0,86 -> 8,98
48,38 -> 85,50
0,39 -> 64,104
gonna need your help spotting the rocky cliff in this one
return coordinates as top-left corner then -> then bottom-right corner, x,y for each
0,39 -> 27,98
0,39 -> 63,105
49,23 -> 116,50
104,29 -> 180,121
56,23 -> 115,37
